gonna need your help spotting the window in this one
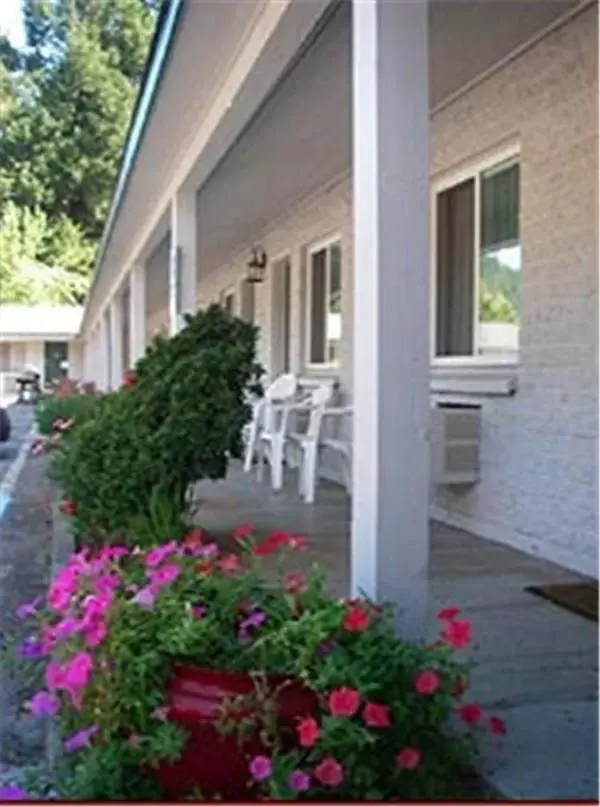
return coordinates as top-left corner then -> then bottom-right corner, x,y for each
434,155 -> 521,361
307,240 -> 342,365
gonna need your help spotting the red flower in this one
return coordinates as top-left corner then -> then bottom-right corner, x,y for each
437,606 -> 461,620
285,571 -> 306,594
183,528 -> 204,547
314,757 -> 344,787
288,535 -> 308,551
233,523 -> 254,542
122,370 -> 137,389
442,618 -> 472,649
458,703 -> 483,725
415,669 -> 442,696
343,603 -> 370,632
362,701 -> 391,728
451,675 -> 467,699
297,717 -> 319,748
396,747 -> 421,770
489,715 -> 507,735
328,687 -> 360,718
218,554 -> 240,574
253,531 -> 290,557
60,499 -> 77,517
196,560 -> 214,575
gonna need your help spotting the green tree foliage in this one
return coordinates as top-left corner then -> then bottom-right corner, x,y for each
0,0 -> 157,303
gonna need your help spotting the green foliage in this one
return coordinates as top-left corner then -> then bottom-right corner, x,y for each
53,305 -> 263,543
10,523 -> 490,800
35,389 -> 100,435
0,0 -> 158,303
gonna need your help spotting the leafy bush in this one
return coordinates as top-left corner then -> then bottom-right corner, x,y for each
35,388 -> 100,436
52,305 -> 262,543
11,525 -> 506,801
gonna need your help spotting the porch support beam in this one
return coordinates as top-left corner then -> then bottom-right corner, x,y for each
350,0 -> 430,639
129,264 -> 146,365
169,188 -> 198,334
109,295 -> 123,390
100,310 -> 111,392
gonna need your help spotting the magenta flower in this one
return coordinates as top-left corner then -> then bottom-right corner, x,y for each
93,573 -> 120,595
288,769 -> 311,792
84,622 -> 107,648
15,596 -> 42,619
132,586 -> 156,609
54,616 -> 82,640
64,724 -> 99,752
45,661 -> 66,691
0,784 -> 29,800
62,651 -> 93,707
29,690 -> 60,717
145,541 -> 178,568
149,563 -> 181,590
19,636 -> 43,660
41,625 -> 58,655
249,755 -> 272,782
192,604 -> 206,619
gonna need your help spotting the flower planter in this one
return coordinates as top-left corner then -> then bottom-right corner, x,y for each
148,664 -> 319,799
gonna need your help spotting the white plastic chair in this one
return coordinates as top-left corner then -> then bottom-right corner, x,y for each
286,384 -> 336,503
244,373 -> 297,474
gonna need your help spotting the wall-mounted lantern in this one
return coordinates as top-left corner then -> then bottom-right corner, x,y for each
246,246 -> 267,283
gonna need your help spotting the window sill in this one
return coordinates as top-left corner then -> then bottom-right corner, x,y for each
430,361 -> 518,397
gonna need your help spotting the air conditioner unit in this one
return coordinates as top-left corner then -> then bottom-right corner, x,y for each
430,401 -> 481,485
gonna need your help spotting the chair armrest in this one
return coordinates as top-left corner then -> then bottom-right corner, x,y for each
322,405 -> 353,418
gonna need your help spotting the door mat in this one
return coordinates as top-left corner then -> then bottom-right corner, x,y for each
526,581 -> 598,622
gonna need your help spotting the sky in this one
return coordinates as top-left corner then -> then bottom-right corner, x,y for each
0,0 -> 25,48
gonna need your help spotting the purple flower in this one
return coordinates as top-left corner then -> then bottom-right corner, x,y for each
249,755 -> 272,782
317,640 -> 335,655
244,610 -> 267,629
0,784 -> 29,800
132,586 -> 155,609
192,604 -> 206,619
64,724 -> 99,752
19,636 -> 43,660
288,769 -> 311,792
29,690 -> 60,717
15,596 -> 42,619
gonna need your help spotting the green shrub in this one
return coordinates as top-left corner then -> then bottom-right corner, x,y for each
54,305 -> 263,544
35,391 -> 100,436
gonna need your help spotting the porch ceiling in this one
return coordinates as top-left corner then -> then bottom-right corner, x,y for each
93,0 -> 580,311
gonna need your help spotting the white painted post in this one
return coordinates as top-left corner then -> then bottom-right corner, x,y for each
109,296 -> 123,390
99,312 -> 111,392
170,188 -> 198,333
129,264 -> 146,365
350,0 -> 430,640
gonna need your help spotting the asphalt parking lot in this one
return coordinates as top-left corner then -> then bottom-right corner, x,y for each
0,404 -> 35,485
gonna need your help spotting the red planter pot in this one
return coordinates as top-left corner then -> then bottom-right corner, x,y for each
148,664 -> 319,799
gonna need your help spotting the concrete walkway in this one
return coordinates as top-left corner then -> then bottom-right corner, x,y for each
193,465 -> 599,801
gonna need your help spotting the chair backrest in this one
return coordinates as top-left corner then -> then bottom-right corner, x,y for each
265,373 -> 297,402
264,373 -> 297,433
305,383 -> 333,441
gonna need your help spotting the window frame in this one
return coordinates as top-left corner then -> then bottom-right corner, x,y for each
430,143 -> 521,367
305,234 -> 343,371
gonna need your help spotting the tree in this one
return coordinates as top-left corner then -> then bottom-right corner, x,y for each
0,0 -> 158,304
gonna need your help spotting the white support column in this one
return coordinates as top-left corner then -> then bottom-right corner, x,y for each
351,0 -> 430,640
129,264 -> 146,365
170,188 -> 198,333
99,312 -> 110,392
109,296 -> 123,390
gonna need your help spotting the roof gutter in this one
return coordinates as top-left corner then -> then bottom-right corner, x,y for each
80,0 -> 184,335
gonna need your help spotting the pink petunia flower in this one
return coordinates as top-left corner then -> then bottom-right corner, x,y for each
28,690 -> 60,717
249,755 -> 272,782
